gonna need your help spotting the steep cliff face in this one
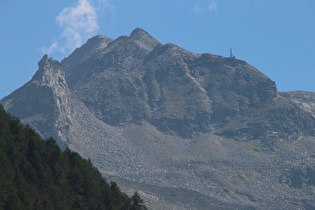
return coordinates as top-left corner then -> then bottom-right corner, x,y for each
1,55 -> 73,148
2,28 -> 315,209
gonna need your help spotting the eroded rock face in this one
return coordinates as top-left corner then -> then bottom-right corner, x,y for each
280,91 -> 315,118
1,55 -> 73,148
280,165 -> 315,188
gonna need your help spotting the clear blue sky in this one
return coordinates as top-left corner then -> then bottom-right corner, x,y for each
1,0 -> 315,99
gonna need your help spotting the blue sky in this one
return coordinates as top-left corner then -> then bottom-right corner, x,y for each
1,0 -> 315,99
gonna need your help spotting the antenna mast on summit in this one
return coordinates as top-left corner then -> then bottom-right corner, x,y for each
230,48 -> 235,58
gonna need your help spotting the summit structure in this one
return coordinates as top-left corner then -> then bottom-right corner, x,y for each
230,48 -> 235,58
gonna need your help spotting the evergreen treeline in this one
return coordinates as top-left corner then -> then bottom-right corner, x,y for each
0,105 -> 147,210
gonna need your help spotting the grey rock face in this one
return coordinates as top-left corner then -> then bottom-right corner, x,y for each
2,28 -> 315,209
1,55 -> 73,148
60,28 -> 315,144
280,91 -> 315,117
61,34 -> 113,83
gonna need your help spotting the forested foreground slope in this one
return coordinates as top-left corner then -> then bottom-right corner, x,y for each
0,105 -> 146,210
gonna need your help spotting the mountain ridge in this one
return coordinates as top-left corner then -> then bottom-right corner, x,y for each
56,28 -> 315,143
2,28 -> 315,209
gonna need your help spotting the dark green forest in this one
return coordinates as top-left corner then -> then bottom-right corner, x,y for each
0,105 -> 147,210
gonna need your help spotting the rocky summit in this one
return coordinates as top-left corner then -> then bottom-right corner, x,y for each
2,28 -> 315,209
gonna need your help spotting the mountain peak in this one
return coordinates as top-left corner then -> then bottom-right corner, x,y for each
32,55 -> 65,87
130,28 -> 150,37
36,54 -> 61,75
61,35 -> 113,80
38,54 -> 53,68
128,28 -> 160,46
85,34 -> 113,48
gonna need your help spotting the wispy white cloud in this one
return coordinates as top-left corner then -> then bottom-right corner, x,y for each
208,1 -> 218,12
40,0 -> 103,57
192,4 -> 203,14
39,40 -> 59,55
57,0 -> 98,51
192,2 -> 218,14
97,0 -> 115,10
